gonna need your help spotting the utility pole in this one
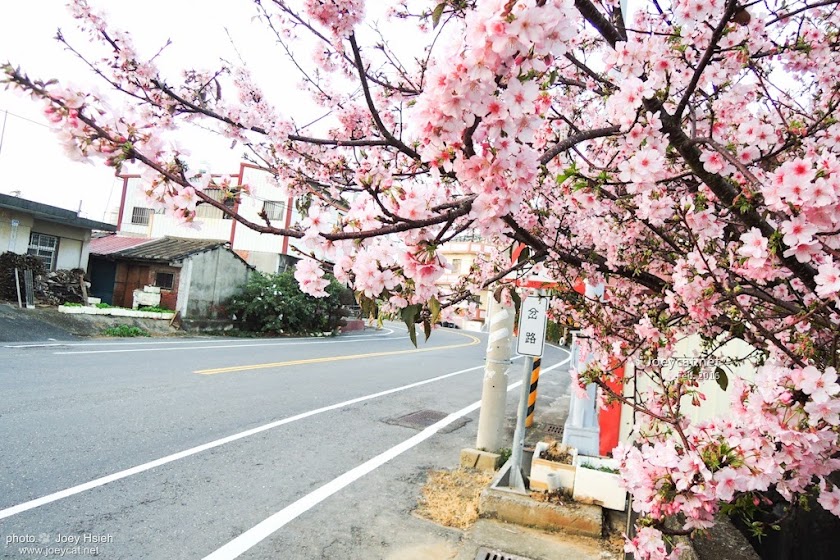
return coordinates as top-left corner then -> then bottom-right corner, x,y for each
475,295 -> 515,452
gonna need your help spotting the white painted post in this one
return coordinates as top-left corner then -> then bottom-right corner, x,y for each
562,282 -> 604,457
475,296 -> 515,452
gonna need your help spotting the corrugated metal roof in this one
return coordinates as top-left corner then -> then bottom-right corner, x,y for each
89,235 -> 154,256
107,237 -> 228,263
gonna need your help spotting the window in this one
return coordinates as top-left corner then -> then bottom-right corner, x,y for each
27,233 -> 59,271
222,197 -> 235,220
277,254 -> 298,274
154,272 -> 175,290
451,258 -> 462,273
196,189 -> 223,219
263,201 -> 286,222
131,207 -> 154,225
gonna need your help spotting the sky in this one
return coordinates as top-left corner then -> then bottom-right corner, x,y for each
0,0 -> 310,221
0,1 -> 637,222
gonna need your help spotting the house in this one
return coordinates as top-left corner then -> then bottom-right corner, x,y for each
113,163 -> 300,274
435,230 -> 492,329
88,235 -> 253,319
0,192 -> 116,271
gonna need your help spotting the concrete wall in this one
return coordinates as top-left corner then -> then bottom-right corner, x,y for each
181,248 -> 251,319
120,169 -> 294,266
236,250 -> 279,274
618,334 -> 759,445
0,208 -> 94,270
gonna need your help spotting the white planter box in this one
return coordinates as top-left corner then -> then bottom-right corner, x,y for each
58,305 -> 85,314
530,457 -> 576,492
572,456 -> 627,511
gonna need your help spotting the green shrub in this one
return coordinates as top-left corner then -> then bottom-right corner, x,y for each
62,302 -> 83,307
95,302 -> 112,309
102,325 -> 149,337
226,270 -> 351,335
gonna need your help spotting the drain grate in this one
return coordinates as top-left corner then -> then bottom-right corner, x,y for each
474,546 -> 535,560
542,423 -> 564,435
385,409 -> 470,433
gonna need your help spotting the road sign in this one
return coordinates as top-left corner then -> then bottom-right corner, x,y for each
517,296 -> 548,357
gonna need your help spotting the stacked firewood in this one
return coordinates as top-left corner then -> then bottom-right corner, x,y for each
0,252 -> 88,304
41,269 -> 89,304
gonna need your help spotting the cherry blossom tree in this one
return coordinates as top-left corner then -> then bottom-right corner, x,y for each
5,0 -> 840,557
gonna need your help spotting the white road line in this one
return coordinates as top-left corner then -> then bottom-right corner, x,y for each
202,379 -> 526,560
2,329 -> 395,349
544,348 -> 572,368
0,360 -> 505,521
51,335 -> 407,355
202,353 -> 571,558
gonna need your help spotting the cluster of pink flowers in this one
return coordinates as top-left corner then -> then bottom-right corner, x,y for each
303,0 -> 364,42
8,2 -> 840,556
412,0 -> 576,224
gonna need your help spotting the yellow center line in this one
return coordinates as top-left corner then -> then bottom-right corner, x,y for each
195,331 -> 481,375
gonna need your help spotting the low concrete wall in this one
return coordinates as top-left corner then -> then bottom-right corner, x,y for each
479,487 -> 603,538
29,307 -> 181,336
58,305 -> 174,320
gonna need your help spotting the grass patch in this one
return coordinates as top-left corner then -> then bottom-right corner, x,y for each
62,302 -> 83,307
579,461 -> 620,474
95,302 -> 112,308
102,325 -> 150,337
138,305 -> 173,313
415,468 -> 493,529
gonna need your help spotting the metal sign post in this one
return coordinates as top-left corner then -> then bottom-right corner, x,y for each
507,295 -> 549,493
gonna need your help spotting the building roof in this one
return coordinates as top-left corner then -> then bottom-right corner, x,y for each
89,235 -> 154,256
91,235 -> 253,268
0,193 -> 117,232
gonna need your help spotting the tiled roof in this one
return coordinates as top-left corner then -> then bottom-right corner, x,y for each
93,236 -> 229,263
89,235 -> 154,256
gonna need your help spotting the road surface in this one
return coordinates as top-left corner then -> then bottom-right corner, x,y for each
0,325 -> 570,559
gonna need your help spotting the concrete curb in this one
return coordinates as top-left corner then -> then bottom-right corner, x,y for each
58,305 -> 175,320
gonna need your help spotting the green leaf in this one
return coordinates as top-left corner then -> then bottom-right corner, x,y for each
715,367 -> 729,391
401,304 -> 422,348
431,2 -> 445,28
429,297 -> 441,325
516,246 -> 531,264
555,164 -> 577,185
423,318 -> 432,342
407,323 -> 418,347
511,290 -> 522,317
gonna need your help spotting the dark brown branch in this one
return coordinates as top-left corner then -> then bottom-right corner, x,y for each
348,34 -> 421,161
539,126 -> 621,166
573,0 -> 625,47
674,0 -> 738,119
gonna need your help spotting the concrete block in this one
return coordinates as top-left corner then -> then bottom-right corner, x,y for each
479,487 -> 603,538
460,448 -> 502,472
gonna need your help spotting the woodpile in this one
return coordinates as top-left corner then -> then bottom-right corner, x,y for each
0,252 -> 88,304
41,269 -> 89,305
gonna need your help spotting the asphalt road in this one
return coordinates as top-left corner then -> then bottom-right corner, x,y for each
0,325 -> 571,559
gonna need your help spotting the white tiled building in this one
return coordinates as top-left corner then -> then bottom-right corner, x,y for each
114,164 -> 301,274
